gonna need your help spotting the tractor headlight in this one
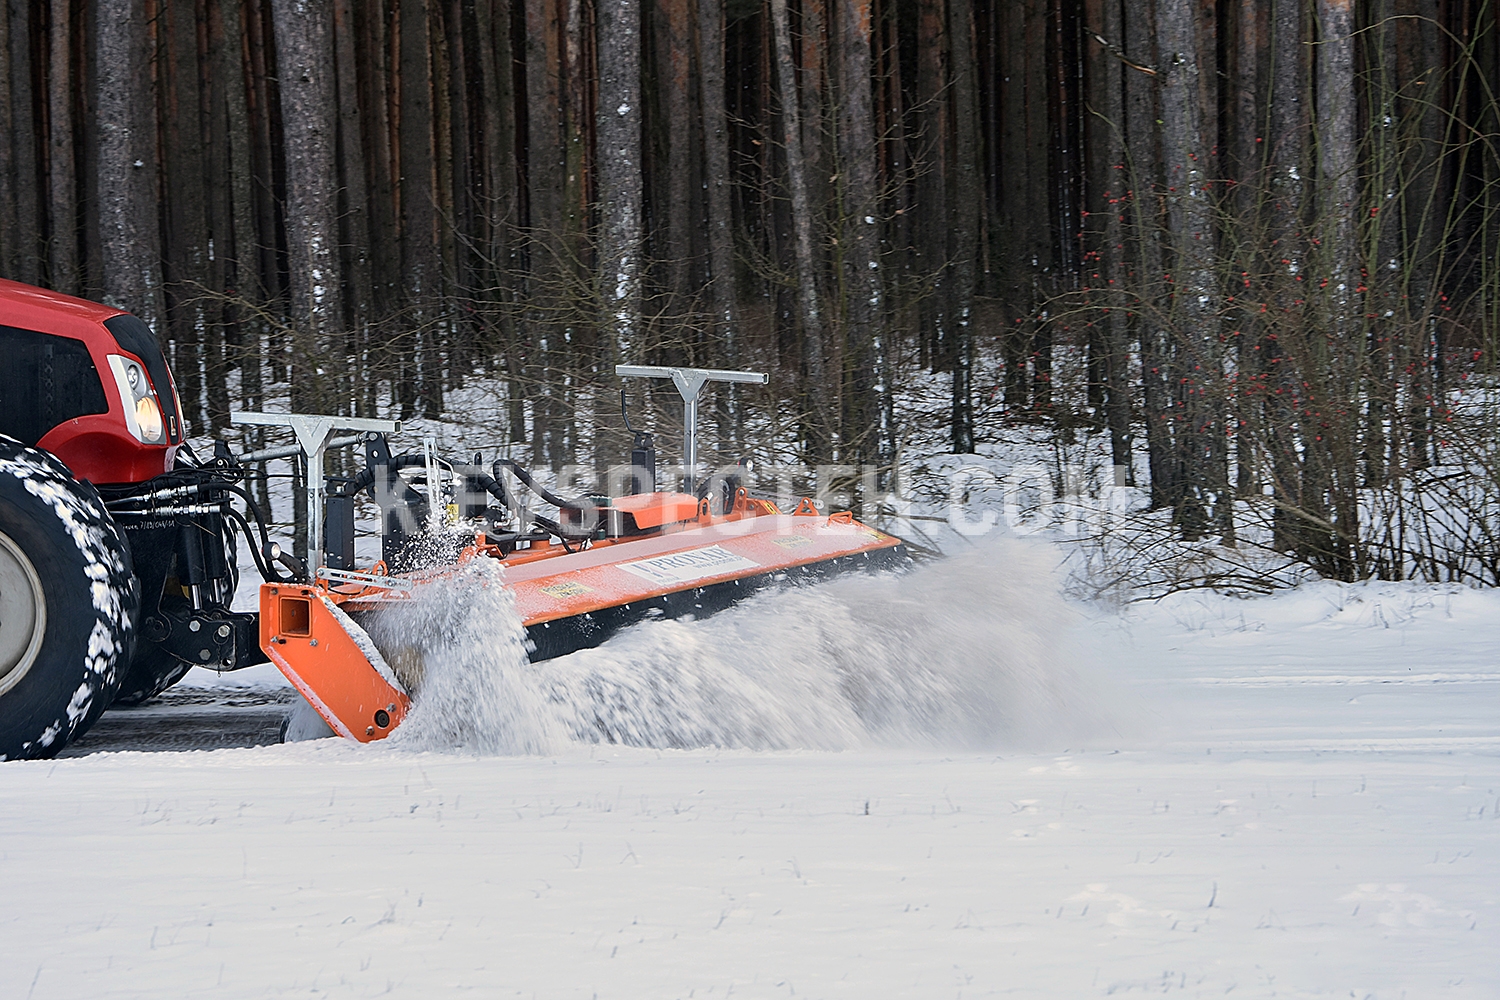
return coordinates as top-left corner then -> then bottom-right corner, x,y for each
135,394 -> 164,441
107,355 -> 168,444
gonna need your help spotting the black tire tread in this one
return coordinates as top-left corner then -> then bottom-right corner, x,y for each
0,436 -> 138,760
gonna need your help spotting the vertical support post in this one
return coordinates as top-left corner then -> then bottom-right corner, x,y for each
682,393 -> 699,490
306,439 -> 327,565
423,436 -> 442,529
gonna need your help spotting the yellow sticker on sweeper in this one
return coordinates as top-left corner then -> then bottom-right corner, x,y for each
540,580 -> 593,599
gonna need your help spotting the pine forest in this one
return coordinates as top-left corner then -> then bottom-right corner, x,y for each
2,0 -> 1499,583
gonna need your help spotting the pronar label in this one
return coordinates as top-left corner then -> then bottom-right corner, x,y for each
770,533 -> 811,549
539,580 -> 592,599
619,545 -> 758,586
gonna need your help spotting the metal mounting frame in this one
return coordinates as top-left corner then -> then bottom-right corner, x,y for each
231,412 -> 401,571
615,365 -> 768,489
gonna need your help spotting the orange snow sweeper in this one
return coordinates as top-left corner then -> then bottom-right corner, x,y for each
247,366 -> 907,742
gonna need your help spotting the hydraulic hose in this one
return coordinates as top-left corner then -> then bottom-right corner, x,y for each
467,469 -> 516,510
491,458 -> 583,511
349,454 -> 430,501
223,506 -> 284,583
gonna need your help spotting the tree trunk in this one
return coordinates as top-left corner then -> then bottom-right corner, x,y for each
915,0 -> 948,373
219,0 -> 265,457
0,0 -> 17,278
1268,0 -> 1305,246
475,0 -> 521,438
1362,0 -> 1401,488
244,0 -> 284,314
1316,0 -> 1357,574
429,0 -> 456,398
997,0 -> 1027,405
596,0 -> 641,369
836,0 -> 888,469
400,0 -> 443,416
880,0 -> 913,289
947,0 -> 978,453
561,0 -> 588,285
95,0 -> 164,329
524,0 -> 563,462
474,0 -> 515,291
361,0 -> 399,328
272,0 -> 342,414
8,0 -> 42,285
1266,0 -> 1314,553
438,0 -> 468,318
334,0 -> 374,338
1024,0 -> 1052,412
427,1 -> 452,301
798,0 -> 829,279
203,0 -> 234,434
657,0 -> 694,313
221,0 -> 262,305
1228,0 -> 1266,496
1404,0 -> 1446,468
1124,0 -> 1173,509
1155,0 -> 1219,539
769,0 -> 828,457
556,0 -> 587,471
160,0 -> 209,433
47,0 -> 78,293
697,0 -> 741,440
1088,0 -> 1134,483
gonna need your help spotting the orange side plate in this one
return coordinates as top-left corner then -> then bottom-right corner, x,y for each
260,584 -> 411,742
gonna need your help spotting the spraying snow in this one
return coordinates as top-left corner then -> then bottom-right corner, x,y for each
365,538 -> 1100,754
366,558 -> 561,754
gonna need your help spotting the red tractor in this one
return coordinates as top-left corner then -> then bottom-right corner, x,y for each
0,277 -> 261,759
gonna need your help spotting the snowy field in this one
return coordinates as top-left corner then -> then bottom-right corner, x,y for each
2,541 -> 1497,998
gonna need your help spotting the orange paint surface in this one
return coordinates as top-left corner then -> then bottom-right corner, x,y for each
260,584 -> 410,742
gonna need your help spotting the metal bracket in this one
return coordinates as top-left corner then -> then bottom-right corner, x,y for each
231,412 -> 401,572
315,566 -> 415,593
144,603 -> 261,671
423,435 -> 443,530
237,433 -> 366,464
615,366 -> 768,490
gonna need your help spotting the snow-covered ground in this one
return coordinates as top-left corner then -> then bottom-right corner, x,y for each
2,540 -> 1496,999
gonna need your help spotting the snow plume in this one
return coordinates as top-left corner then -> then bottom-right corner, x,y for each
364,537 -> 1097,754
539,537 -> 1093,751
369,558 -> 563,755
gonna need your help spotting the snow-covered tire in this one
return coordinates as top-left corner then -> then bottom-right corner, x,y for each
113,650 -> 192,706
0,437 -> 138,760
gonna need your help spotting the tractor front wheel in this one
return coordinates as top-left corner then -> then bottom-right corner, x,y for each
0,437 -> 138,760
